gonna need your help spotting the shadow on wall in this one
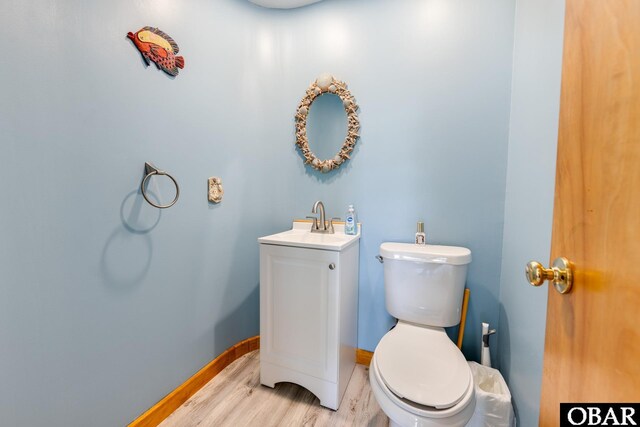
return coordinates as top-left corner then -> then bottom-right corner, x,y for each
214,284 -> 260,353
498,303 -> 511,373
459,280 -> 501,363
203,166 -> 262,354
498,303 -> 517,418
100,188 -> 161,289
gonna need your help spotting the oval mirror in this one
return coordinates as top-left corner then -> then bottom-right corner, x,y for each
295,74 -> 360,173
306,94 -> 348,160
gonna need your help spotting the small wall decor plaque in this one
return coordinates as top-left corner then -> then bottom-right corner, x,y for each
208,177 -> 224,203
127,27 -> 185,76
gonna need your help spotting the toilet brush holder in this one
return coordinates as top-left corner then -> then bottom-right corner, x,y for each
481,322 -> 496,367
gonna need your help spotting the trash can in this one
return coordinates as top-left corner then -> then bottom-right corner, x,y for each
466,362 -> 515,427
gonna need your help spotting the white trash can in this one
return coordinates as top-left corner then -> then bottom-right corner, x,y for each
466,362 -> 515,427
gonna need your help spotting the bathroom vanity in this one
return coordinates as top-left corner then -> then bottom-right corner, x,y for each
258,221 -> 360,410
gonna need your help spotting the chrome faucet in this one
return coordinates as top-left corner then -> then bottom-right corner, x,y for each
308,201 -> 339,234
312,201 -> 326,230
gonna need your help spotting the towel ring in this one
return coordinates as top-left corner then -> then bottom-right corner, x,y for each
141,162 -> 180,209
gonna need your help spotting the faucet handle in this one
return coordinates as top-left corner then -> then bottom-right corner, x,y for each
305,216 -> 319,230
328,217 -> 341,233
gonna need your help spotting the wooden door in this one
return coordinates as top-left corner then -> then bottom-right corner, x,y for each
539,0 -> 640,424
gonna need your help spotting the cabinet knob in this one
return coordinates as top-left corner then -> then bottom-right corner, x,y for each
329,263 -> 335,270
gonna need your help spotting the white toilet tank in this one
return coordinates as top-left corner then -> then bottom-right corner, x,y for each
380,242 -> 472,327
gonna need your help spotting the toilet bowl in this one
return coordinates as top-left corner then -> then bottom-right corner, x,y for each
369,322 -> 475,427
371,242 -> 474,427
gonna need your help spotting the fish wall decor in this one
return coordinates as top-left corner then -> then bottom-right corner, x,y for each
127,27 -> 185,77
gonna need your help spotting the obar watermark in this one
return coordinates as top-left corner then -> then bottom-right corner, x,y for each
561,404 -> 639,426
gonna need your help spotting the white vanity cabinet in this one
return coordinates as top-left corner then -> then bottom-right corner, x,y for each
258,222 -> 360,410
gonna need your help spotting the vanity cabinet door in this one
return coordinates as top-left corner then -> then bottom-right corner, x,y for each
260,244 -> 339,382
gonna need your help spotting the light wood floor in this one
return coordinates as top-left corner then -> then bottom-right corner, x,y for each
160,350 -> 389,427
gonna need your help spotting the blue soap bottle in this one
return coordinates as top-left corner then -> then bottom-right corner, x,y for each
345,205 -> 357,235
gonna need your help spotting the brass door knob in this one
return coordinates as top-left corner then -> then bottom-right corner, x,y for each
525,257 -> 574,294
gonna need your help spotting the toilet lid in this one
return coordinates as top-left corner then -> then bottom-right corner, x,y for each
375,322 -> 471,409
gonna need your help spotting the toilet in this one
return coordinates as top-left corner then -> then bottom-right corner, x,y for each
370,242 -> 475,427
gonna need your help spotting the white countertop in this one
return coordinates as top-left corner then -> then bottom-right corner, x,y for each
258,221 -> 361,251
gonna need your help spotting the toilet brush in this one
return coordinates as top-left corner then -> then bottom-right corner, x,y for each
481,322 -> 497,367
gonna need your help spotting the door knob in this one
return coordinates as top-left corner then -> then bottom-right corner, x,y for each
525,257 -> 574,294
329,263 -> 336,270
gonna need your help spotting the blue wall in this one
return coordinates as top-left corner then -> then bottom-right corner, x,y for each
1,0 -> 515,425
274,0 -> 516,359
252,0 -> 516,358
497,0 -> 565,425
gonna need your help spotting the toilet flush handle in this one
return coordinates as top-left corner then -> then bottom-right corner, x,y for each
375,255 -> 384,263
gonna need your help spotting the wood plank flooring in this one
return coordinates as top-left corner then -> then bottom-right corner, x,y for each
159,350 -> 388,427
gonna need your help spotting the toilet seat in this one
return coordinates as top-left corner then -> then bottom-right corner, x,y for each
370,353 -> 475,425
374,322 -> 471,410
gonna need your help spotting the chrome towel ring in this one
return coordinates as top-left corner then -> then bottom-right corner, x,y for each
141,162 -> 180,209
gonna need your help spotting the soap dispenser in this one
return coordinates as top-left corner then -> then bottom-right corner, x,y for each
345,205 -> 357,235
415,221 -> 426,245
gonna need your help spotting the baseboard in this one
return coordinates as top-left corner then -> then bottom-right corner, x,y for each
129,337 -> 372,427
128,335 -> 260,427
356,348 -> 373,366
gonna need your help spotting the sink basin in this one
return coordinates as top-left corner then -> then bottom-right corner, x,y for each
258,221 -> 360,251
